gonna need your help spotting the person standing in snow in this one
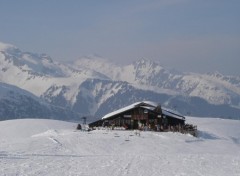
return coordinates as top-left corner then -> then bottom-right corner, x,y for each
76,124 -> 82,130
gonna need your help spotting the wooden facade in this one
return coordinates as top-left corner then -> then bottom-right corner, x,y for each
89,102 -> 185,131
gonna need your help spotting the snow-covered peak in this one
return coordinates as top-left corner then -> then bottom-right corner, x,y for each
0,43 -> 65,77
132,59 -> 165,75
0,41 -> 17,52
206,71 -> 225,79
73,56 -> 122,81
75,54 -> 110,65
74,55 -> 116,70
134,58 -> 160,67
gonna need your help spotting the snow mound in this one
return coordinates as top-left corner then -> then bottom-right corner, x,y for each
0,119 -> 75,138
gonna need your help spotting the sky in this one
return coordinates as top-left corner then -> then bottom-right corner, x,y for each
0,0 -> 239,75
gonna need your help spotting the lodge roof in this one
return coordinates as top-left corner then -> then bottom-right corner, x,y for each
162,108 -> 185,120
102,101 -> 185,121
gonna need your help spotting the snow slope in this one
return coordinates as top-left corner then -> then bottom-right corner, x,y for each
0,117 -> 239,176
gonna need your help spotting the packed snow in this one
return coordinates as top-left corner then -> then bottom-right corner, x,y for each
0,117 -> 239,176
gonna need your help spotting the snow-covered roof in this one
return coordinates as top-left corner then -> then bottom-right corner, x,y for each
102,101 -> 185,121
102,101 -> 158,119
140,106 -> 155,111
162,107 -> 185,120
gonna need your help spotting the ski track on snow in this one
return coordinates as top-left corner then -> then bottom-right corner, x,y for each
0,118 -> 240,176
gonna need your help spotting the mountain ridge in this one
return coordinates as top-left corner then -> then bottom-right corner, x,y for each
0,41 -> 239,120
74,57 -> 240,106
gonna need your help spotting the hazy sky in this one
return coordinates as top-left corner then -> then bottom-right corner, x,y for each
0,0 -> 239,75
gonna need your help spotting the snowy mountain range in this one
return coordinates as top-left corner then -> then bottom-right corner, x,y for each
0,41 -> 240,120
